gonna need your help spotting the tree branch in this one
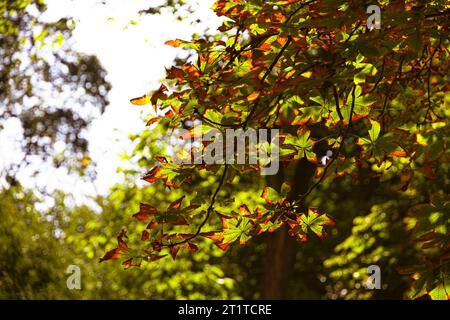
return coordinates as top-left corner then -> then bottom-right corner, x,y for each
294,84 -> 356,205
166,164 -> 228,247
422,39 -> 442,124
333,85 -> 344,122
284,0 -> 317,24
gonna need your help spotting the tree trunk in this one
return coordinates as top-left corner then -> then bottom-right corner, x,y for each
261,158 -> 316,299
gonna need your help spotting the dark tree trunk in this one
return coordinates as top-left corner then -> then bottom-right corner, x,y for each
261,158 -> 316,299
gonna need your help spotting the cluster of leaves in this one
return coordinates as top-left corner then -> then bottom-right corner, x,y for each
0,0 -> 241,300
399,194 -> 449,299
103,0 -> 449,299
102,176 -> 334,263
324,200 -> 418,299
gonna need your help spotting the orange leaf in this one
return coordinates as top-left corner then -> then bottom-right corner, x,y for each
247,91 -> 260,101
133,203 -> 158,221
420,165 -> 437,180
146,117 -> 160,126
166,66 -> 184,80
390,150 -> 407,157
169,247 -> 180,260
165,39 -> 185,47
141,230 -> 150,241
169,196 -> 185,210
150,84 -> 168,107
130,94 -> 150,106
117,229 -> 128,252
143,167 -> 161,183
122,258 -> 132,269
183,242 -> 199,252
238,204 -> 251,216
99,248 -> 121,262
215,242 -> 231,251
146,220 -> 157,230
200,231 -> 223,242
147,254 -> 167,262
118,238 -> 128,252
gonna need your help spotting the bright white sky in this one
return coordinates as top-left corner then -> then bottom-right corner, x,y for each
0,0 -> 222,207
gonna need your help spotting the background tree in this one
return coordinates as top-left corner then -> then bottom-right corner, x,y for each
0,0 -> 111,183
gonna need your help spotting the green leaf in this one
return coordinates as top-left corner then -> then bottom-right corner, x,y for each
222,217 -> 252,245
261,186 -> 284,205
429,281 -> 450,300
299,208 -> 336,239
368,120 -> 380,142
283,130 -> 316,161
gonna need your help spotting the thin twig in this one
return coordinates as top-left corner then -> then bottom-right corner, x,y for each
197,0 -> 316,129
261,37 -> 293,84
194,107 -> 240,128
242,36 -> 293,129
345,21 -> 362,42
294,84 -> 356,205
262,93 -> 284,127
369,56 -> 385,93
333,85 -> 344,122
380,55 -> 404,122
284,0 -> 317,24
166,165 -> 228,247
422,39 -> 441,124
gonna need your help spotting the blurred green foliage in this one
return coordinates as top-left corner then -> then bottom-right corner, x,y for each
0,179 -> 239,299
